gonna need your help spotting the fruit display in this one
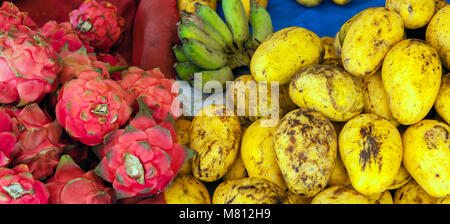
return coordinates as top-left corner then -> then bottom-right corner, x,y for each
0,0 -> 449,206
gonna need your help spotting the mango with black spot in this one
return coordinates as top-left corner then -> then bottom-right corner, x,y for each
321,37 -> 338,59
403,119 -> 450,198
223,177 -> 290,204
340,7 -> 404,77
190,104 -> 241,182
382,39 -> 442,125
250,26 -> 324,85
274,108 -> 337,197
386,0 -> 435,29
366,191 -> 394,204
394,179 -> 438,204
289,64 -> 364,122
387,165 -> 412,190
310,185 -> 370,204
163,175 -> 211,204
176,119 -> 193,175
212,180 -> 239,204
339,114 -> 403,196
426,5 -> 450,69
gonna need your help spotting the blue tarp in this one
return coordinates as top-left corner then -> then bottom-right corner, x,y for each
218,0 -> 385,37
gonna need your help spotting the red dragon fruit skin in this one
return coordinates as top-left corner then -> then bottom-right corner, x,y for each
119,66 -> 181,123
59,45 -> 109,85
96,53 -> 128,81
0,107 -> 18,167
70,0 -> 125,52
45,155 -> 114,204
11,104 -> 64,180
0,28 -> 62,106
94,102 -> 194,200
0,1 -> 38,31
55,78 -> 132,146
0,164 -> 49,204
40,20 -> 94,53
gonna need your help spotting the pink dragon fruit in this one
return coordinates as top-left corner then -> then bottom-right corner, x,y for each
59,45 -> 109,84
96,53 -> 128,81
0,107 -> 18,167
119,67 -> 181,122
10,104 -> 63,180
55,78 -> 132,146
0,28 -> 62,106
40,20 -> 94,53
94,102 -> 194,199
70,0 -> 125,52
0,1 -> 37,31
0,164 -> 49,204
45,155 -> 114,204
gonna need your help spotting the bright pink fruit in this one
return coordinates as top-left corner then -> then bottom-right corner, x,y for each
40,20 -> 94,53
96,53 -> 128,81
0,164 -> 49,204
55,78 -> 132,146
45,155 -> 114,204
0,28 -> 62,106
70,0 -> 125,52
59,46 -> 109,84
94,102 -> 194,199
119,66 -> 181,122
0,107 -> 18,167
0,1 -> 37,31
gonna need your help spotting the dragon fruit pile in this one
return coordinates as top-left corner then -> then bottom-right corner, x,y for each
0,1 -> 191,204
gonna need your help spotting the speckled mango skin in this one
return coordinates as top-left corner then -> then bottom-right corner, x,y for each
361,70 -> 399,127
387,165 -> 412,190
435,73 -> 450,124
212,180 -> 239,204
339,114 -> 403,196
289,64 -> 364,122
367,191 -> 394,204
163,175 -> 211,204
251,26 -> 324,85
394,179 -> 438,204
382,39 -> 442,125
310,185 -> 370,204
223,177 -> 290,204
222,152 -> 248,181
402,120 -> 450,198
434,0 -> 449,11
386,0 -> 435,29
273,108 -> 337,197
241,119 -> 287,190
176,119 -> 193,175
341,7 -> 404,77
426,5 -> 450,69
189,104 -> 241,182
296,0 -> 323,7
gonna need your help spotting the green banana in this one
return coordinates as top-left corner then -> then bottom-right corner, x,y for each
181,38 -> 228,70
195,3 -> 235,51
178,22 -> 224,51
222,0 -> 250,50
249,0 -> 273,49
174,61 -> 203,81
227,50 -> 251,70
191,66 -> 235,91
173,44 -> 190,62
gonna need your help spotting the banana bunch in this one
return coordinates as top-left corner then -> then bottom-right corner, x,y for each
173,0 -> 273,90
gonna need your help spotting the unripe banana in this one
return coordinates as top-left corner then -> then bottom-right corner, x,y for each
249,0 -> 273,49
192,66 -> 235,90
195,3 -> 235,51
222,0 -> 250,50
174,61 -> 203,81
227,50 -> 251,69
173,45 -> 190,62
178,22 -> 224,51
182,38 -> 228,70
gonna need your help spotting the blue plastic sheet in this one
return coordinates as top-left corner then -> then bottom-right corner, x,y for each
218,0 -> 386,37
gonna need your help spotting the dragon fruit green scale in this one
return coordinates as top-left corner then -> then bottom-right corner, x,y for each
70,0 -> 125,52
55,78 -> 132,146
94,102 -> 195,199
